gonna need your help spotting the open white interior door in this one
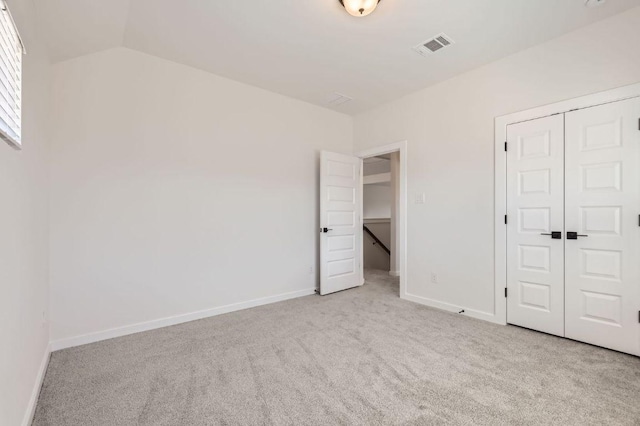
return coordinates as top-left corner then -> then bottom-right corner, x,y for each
320,151 -> 362,296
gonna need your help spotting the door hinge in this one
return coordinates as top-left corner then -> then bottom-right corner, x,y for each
504,142 -> 507,152
504,214 -> 508,225
505,288 -> 508,298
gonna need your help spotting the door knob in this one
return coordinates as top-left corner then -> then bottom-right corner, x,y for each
321,228 -> 333,233
567,232 -> 588,240
540,231 -> 562,239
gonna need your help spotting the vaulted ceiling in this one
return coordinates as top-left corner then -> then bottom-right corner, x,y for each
35,0 -> 639,114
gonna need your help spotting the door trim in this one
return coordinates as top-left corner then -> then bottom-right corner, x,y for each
495,82 -> 640,326
356,140 -> 408,298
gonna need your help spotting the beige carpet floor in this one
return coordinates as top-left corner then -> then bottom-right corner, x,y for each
33,270 -> 640,425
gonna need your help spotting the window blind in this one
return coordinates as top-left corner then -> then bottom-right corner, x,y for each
0,1 -> 22,146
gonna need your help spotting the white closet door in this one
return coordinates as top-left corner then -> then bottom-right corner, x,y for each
506,115 -> 565,336
565,97 -> 640,355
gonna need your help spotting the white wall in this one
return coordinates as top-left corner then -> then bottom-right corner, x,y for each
49,47 -> 353,345
363,159 -> 390,176
354,7 -> 640,320
0,1 -> 52,425
363,184 -> 391,219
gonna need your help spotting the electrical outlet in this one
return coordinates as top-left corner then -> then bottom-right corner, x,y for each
415,193 -> 426,204
431,272 -> 438,284
308,266 -> 313,275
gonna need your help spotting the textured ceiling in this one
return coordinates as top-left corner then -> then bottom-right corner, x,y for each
35,0 -> 640,114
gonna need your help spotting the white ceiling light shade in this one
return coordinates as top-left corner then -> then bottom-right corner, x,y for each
339,0 -> 381,17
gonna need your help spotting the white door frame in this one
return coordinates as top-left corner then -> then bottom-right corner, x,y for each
356,141 -> 408,298
495,82 -> 640,325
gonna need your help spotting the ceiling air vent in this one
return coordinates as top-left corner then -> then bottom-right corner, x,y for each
413,33 -> 455,57
327,92 -> 353,107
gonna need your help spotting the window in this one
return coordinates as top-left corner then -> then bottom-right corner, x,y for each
0,1 -> 23,147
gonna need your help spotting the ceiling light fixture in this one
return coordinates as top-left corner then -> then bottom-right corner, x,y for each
339,0 -> 381,17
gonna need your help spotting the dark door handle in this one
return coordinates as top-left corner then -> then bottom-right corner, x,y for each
321,228 -> 333,233
567,232 -> 588,240
541,231 -> 562,239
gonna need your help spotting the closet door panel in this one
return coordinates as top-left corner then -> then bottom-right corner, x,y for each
506,115 -> 565,336
565,97 -> 640,356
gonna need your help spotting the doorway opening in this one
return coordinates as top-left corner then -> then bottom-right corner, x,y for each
362,153 -> 399,291
319,141 -> 407,298
357,141 -> 407,299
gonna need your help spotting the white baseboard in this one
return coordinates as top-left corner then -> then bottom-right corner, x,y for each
51,288 -> 316,351
389,270 -> 400,277
402,292 -> 502,324
22,343 -> 51,426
